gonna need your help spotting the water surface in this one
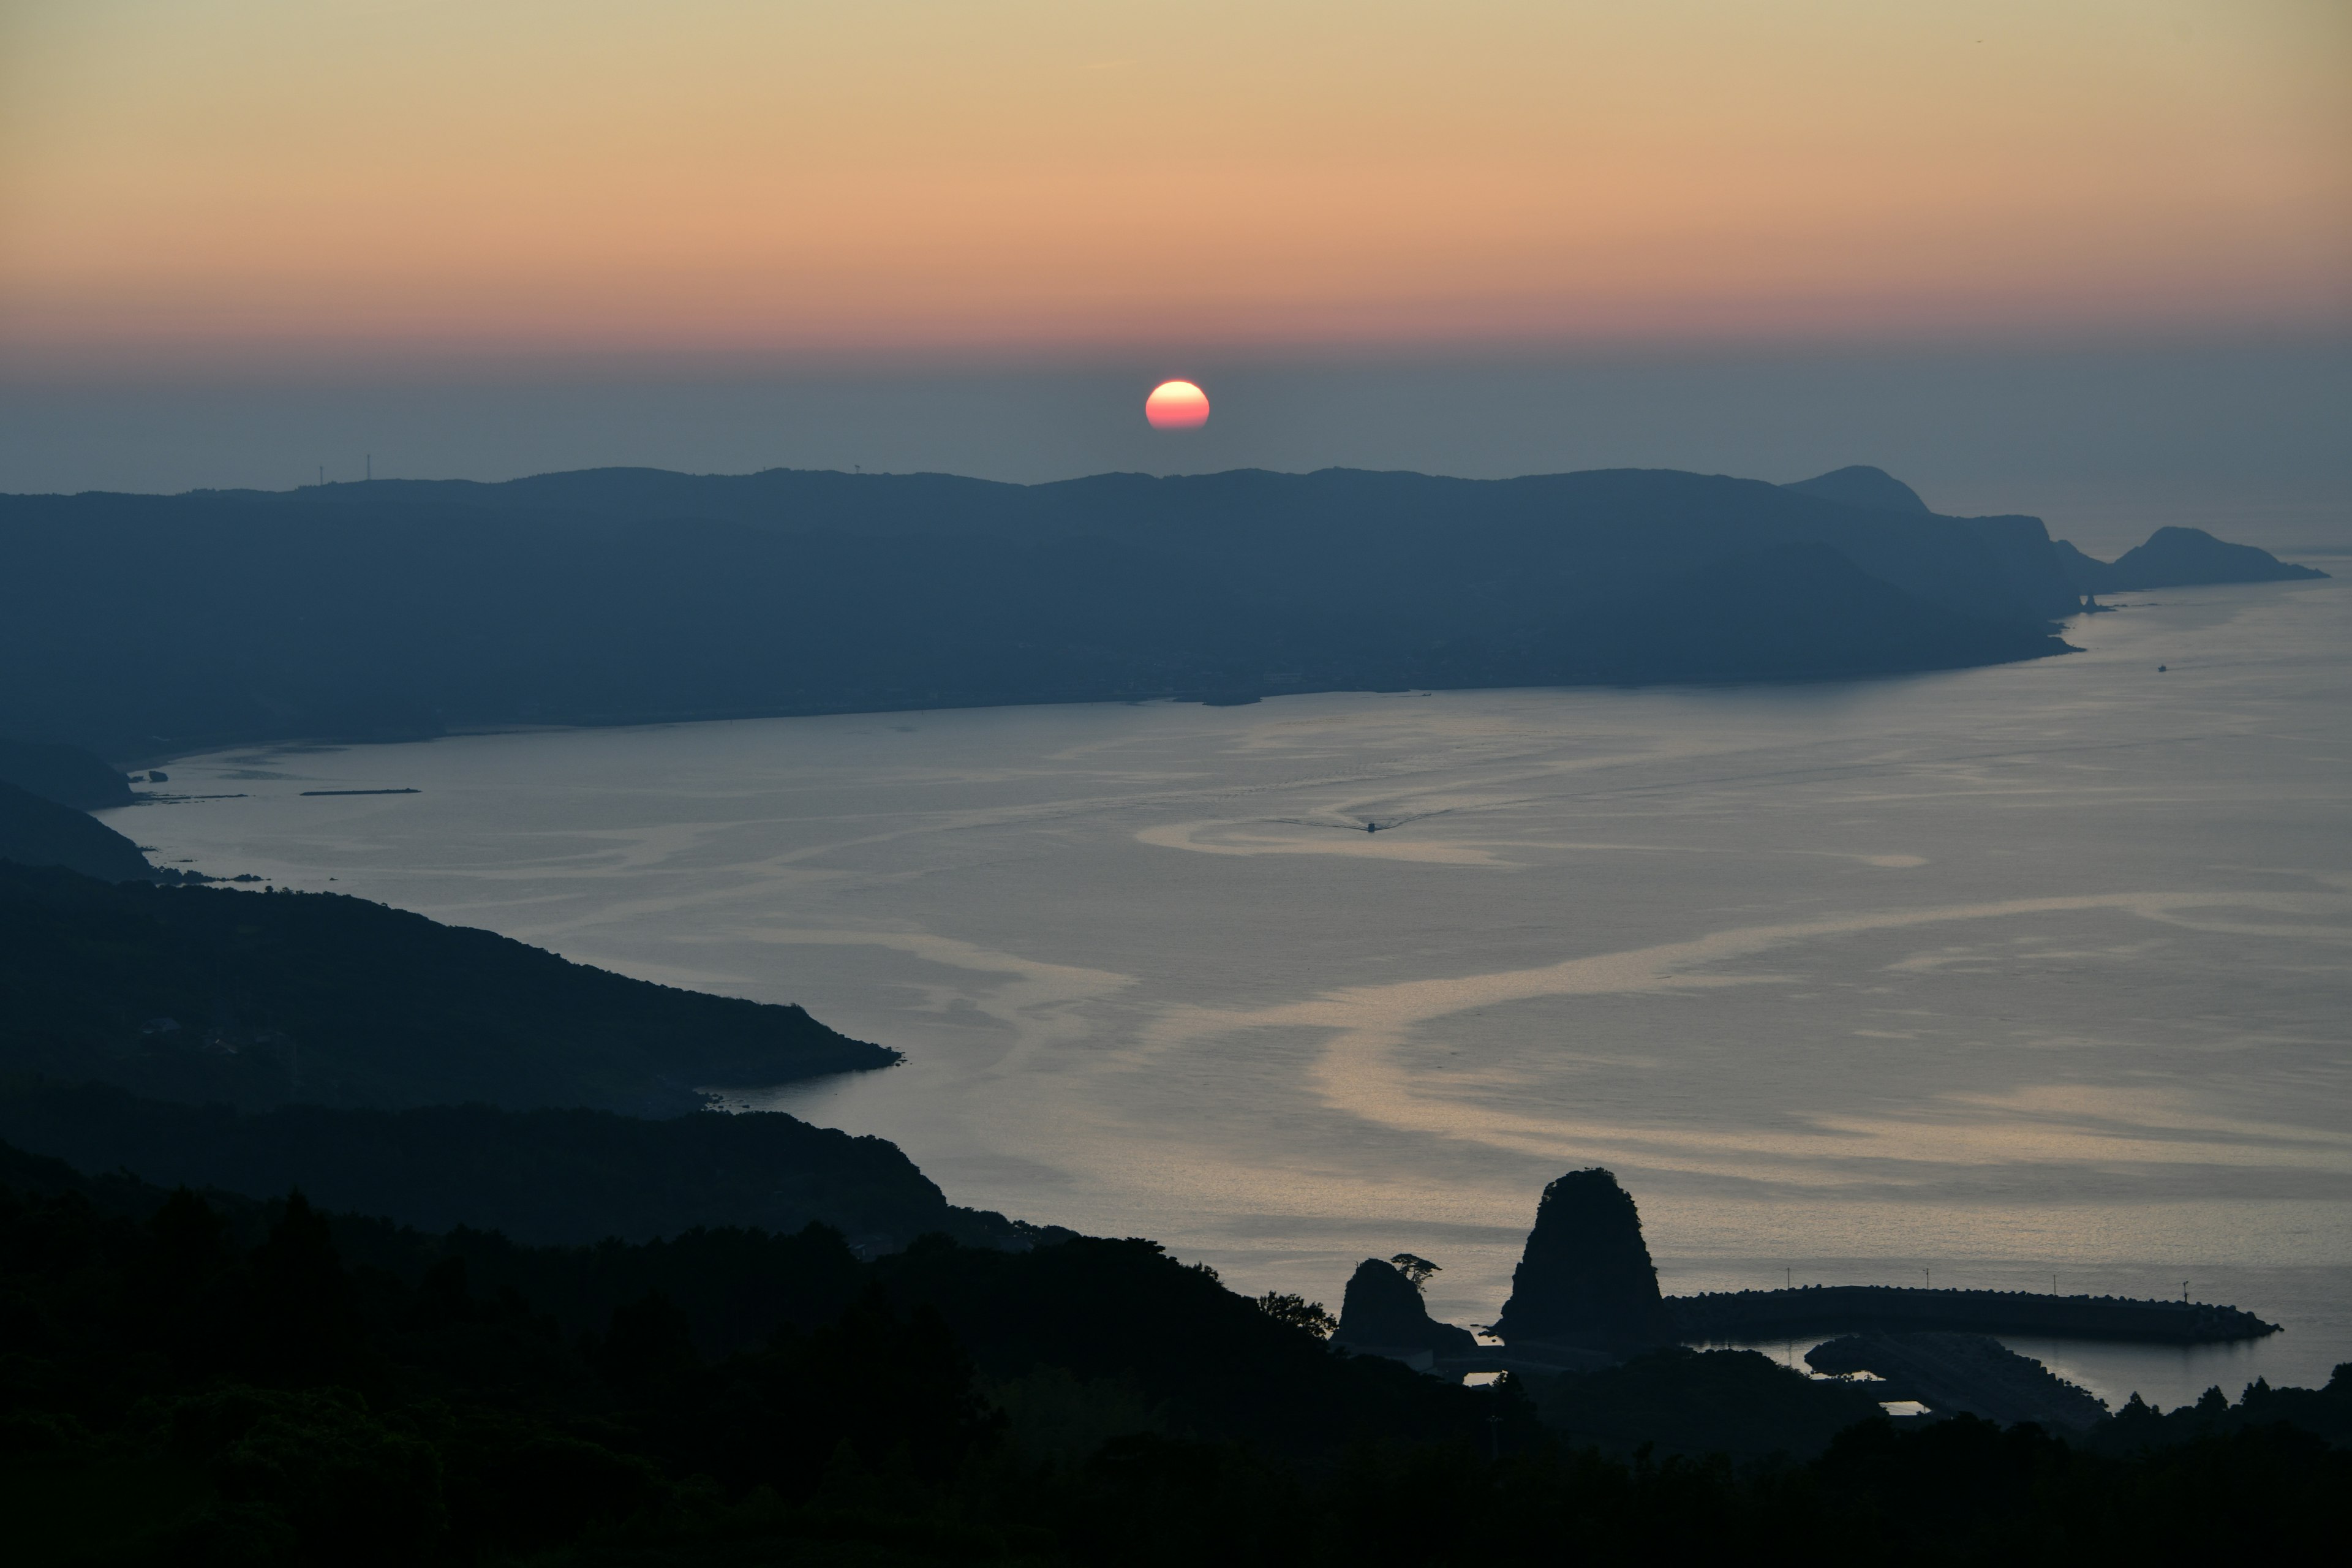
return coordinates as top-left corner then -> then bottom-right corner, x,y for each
115,578 -> 2352,1408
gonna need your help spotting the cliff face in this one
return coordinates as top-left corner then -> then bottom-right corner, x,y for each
1332,1259 -> 1478,1357
1494,1167 -> 1675,1349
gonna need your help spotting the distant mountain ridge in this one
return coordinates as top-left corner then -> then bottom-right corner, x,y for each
0,463 -> 2319,756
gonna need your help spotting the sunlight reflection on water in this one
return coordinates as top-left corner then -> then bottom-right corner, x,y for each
115,579 -> 2352,1408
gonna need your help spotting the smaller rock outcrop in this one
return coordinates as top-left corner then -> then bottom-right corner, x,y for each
1494,1167 -> 1675,1349
1332,1258 -> 1477,1359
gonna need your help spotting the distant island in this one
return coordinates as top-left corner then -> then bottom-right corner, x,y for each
0,462 -> 2323,758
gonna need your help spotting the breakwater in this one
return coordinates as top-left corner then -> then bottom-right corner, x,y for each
1668,1286 -> 2278,1346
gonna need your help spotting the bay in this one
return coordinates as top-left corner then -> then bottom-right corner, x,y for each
108,576 -> 2352,1409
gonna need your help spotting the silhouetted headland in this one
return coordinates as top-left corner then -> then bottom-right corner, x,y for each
6,463 -> 2320,760
0,462 -> 2183,757
2052,524 -> 2329,594
0,859 -> 897,1114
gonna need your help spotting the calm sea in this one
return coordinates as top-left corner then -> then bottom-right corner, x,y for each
109,576 -> 2351,1409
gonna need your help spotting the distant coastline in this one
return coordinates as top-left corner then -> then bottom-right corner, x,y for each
2,463 -> 2326,766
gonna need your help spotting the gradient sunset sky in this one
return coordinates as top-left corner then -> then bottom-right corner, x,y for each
1,1 -> 2346,522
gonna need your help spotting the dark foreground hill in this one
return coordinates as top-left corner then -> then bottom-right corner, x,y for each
0,778 -> 162,883
0,1079 -> 1046,1251
1,464 -> 2090,756
0,860 -> 894,1113
4,1145 -> 2345,1566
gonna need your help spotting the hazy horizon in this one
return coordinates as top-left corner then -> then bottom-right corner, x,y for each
10,4 -> 2344,559
9,339 -> 2349,559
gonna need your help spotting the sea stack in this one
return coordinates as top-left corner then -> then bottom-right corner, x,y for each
1332,1259 -> 1478,1359
1493,1167 -> 1675,1349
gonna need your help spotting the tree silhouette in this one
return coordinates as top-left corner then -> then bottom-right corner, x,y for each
1253,1291 -> 1338,1339
1390,1253 -> 1441,1291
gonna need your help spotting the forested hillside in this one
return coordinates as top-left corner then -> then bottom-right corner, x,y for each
4,1147 -> 2342,1566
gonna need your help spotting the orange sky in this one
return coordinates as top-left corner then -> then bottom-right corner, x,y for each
2,1 -> 2346,369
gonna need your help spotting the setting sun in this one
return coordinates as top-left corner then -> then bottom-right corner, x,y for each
1145,380 -> 1211,429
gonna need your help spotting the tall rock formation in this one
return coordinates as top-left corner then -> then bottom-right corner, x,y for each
1332,1259 -> 1477,1358
1493,1167 -> 1675,1349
